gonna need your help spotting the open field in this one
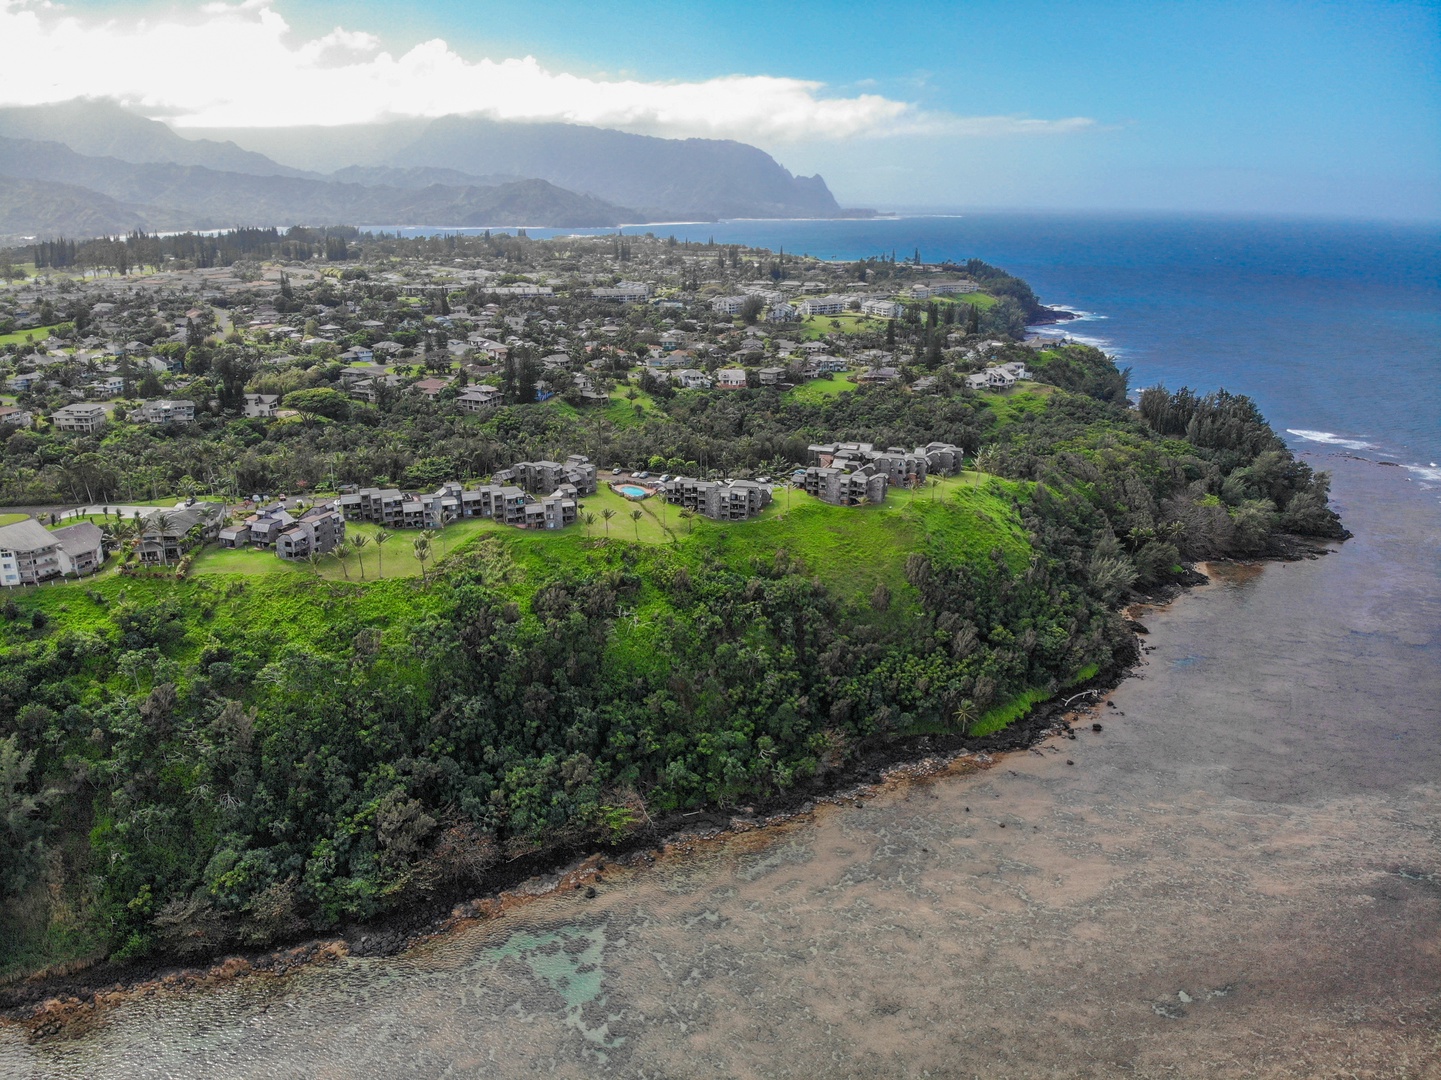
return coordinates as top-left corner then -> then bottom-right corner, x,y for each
0,324 -> 62,346
799,313 -> 884,340
191,516 -> 509,581
605,385 -> 658,427
929,291 -> 997,311
783,373 -> 858,404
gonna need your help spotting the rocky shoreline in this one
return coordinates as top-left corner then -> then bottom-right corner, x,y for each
0,542 -> 1337,1034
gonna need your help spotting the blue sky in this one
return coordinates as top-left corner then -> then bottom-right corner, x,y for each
7,0 -> 1439,218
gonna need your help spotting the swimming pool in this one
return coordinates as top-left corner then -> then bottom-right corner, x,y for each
615,484 -> 650,499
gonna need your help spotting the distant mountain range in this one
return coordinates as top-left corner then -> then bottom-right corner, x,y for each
0,99 -> 871,241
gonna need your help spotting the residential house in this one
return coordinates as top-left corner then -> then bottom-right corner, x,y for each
241,393 -> 280,418
507,455 -> 598,496
410,377 -> 451,398
520,493 -> 578,530
757,366 -> 788,386
457,386 -> 501,413
349,375 -> 403,402
91,377 -> 125,397
275,504 -> 347,559
716,368 -> 748,390
51,403 -> 108,434
0,519 -> 63,585
858,366 -> 901,383
136,504 -> 224,564
592,281 -> 651,303
861,299 -> 903,318
803,465 -> 888,506
661,477 -> 773,521
339,365 -> 380,386
0,406 -> 33,429
805,355 -> 850,375
796,295 -> 851,317
51,522 -> 105,577
672,369 -> 713,390
917,441 -> 965,475
132,399 -> 196,424
711,296 -> 749,316
964,362 -> 1029,392
765,302 -> 798,323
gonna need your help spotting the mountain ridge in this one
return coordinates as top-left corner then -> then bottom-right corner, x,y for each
0,99 -> 874,238
0,136 -> 636,236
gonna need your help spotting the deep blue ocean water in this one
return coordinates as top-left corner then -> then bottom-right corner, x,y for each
383,214 -> 1440,485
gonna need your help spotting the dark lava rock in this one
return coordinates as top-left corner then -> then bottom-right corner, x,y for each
1092,722 -> 1104,732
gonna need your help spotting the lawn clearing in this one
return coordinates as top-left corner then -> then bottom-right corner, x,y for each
799,313 -> 884,340
0,324 -> 62,346
605,385 -> 659,428
783,374 -> 858,404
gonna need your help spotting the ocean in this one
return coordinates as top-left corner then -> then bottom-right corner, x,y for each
3,214 -> 1438,1077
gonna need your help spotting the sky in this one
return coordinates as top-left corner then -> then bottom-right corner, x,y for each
1,0 -> 1438,219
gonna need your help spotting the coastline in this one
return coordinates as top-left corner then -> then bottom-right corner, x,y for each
0,538 -> 1338,1037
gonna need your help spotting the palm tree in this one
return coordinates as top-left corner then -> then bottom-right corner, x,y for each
148,511 -> 174,565
601,507 -> 615,537
305,551 -> 324,579
412,536 -> 431,587
583,511 -> 596,537
373,529 -> 391,577
331,540 -> 351,580
630,507 -> 643,540
349,534 -> 370,580
679,508 -> 694,534
421,528 -> 440,564
928,477 -> 940,502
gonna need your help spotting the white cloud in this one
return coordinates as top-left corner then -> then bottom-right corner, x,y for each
0,0 -> 1095,143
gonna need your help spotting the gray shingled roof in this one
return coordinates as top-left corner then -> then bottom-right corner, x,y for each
0,518 -> 57,552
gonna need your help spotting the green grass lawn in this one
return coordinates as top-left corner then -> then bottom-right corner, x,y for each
605,385 -> 659,427
580,486 -> 676,543
931,291 -> 997,311
976,381 -> 1057,426
191,516 -> 511,582
799,313 -> 884,340
783,373 -> 859,404
0,512 -> 28,526
0,323 -> 62,346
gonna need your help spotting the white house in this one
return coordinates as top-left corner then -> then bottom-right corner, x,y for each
592,281 -> 651,303
133,400 -> 196,424
457,386 -> 502,413
711,296 -> 749,316
51,403 -> 107,433
716,368 -> 748,390
861,299 -> 903,318
796,295 -> 851,317
673,369 -> 713,390
242,393 -> 280,419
